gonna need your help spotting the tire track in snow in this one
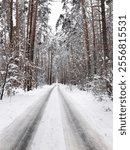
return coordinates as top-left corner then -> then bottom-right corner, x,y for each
0,87 -> 55,150
29,87 -> 66,150
58,87 -> 111,150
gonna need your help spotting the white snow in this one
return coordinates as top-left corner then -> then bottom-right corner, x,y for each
0,85 -> 53,134
0,71 -> 6,74
48,0 -> 63,32
60,85 -> 113,149
29,87 -> 66,150
0,84 -> 112,150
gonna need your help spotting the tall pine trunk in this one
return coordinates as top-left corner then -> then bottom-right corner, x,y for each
9,0 -> 13,43
101,0 -> 109,75
16,0 -> 19,55
25,0 -> 39,91
90,0 -> 97,75
81,0 -> 91,79
101,0 -> 112,95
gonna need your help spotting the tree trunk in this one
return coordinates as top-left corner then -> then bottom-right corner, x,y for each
101,0 -> 112,95
0,64 -> 9,100
81,0 -> 91,79
9,0 -> 13,43
101,0 -> 109,76
90,0 -> 97,75
16,0 -> 19,55
24,0 -> 39,91
30,0 -> 39,61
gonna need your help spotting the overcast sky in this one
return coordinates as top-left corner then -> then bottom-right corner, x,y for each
48,0 -> 63,32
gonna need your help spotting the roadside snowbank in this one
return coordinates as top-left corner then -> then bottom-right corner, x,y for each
0,85 -> 53,134
60,85 -> 113,148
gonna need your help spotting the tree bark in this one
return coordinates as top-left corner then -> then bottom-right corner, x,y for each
0,64 -> 9,100
16,0 -> 19,55
101,0 -> 109,75
9,0 -> 13,43
81,0 -> 91,79
25,0 -> 39,91
90,0 -> 97,75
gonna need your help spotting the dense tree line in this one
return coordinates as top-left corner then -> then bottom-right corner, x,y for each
0,0 -> 113,100
55,0 -> 113,95
0,0 -> 51,99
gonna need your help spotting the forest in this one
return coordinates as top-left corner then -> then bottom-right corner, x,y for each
0,0 -> 113,100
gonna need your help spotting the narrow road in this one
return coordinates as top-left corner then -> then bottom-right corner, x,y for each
0,87 -> 54,150
0,86 -> 112,150
58,87 -> 111,150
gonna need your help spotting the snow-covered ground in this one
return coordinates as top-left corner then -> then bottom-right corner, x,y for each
60,85 -> 113,149
0,84 -> 112,150
29,87 -> 66,150
0,85 -> 53,134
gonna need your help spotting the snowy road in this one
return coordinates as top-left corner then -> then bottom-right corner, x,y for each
0,87 -> 54,150
58,88 -> 111,150
0,86 -> 112,150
